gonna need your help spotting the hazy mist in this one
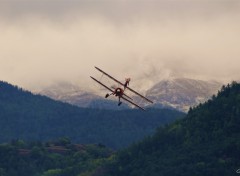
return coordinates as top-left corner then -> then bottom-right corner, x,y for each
0,0 -> 240,90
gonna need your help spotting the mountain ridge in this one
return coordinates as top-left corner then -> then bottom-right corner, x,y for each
146,78 -> 222,111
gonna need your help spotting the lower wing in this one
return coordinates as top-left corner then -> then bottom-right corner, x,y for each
121,96 -> 145,111
90,76 -> 114,93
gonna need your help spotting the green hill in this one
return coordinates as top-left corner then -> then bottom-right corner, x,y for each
105,82 -> 240,176
0,81 -> 184,149
0,138 -> 113,176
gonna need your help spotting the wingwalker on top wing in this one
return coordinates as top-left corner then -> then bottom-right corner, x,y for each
90,66 -> 153,111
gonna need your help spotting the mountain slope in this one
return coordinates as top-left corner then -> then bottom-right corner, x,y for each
0,81 -> 184,149
38,78 -> 221,112
104,82 -> 240,176
38,82 -> 130,110
146,78 -> 222,112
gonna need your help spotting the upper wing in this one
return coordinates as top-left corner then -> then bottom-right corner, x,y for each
90,76 -> 114,93
124,85 -> 153,104
121,96 -> 145,111
94,66 -> 153,104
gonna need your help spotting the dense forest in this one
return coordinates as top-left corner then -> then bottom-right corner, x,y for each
102,81 -> 240,176
0,81 -> 184,149
0,138 -> 113,176
1,81 -> 240,175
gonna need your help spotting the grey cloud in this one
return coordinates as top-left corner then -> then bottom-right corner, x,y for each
1,1 -> 240,22
0,1 -> 240,90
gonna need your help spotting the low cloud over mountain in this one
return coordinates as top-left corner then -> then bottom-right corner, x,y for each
0,1 -> 240,90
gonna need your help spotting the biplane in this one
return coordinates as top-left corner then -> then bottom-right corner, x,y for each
90,66 -> 153,111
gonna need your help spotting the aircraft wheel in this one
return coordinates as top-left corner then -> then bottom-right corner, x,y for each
105,94 -> 109,98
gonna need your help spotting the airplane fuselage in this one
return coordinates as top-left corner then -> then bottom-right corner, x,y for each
114,87 -> 124,97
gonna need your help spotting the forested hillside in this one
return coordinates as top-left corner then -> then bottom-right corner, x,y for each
0,138 -> 112,176
104,82 -> 240,176
0,81 -> 184,149
1,81 -> 239,176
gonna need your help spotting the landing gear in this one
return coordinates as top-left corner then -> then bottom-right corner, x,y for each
118,96 -> 122,106
105,93 -> 109,98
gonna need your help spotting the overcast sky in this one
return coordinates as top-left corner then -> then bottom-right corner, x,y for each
0,0 -> 240,90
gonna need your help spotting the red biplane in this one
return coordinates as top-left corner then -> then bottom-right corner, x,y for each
90,66 -> 153,111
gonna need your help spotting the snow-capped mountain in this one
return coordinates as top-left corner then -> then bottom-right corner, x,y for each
38,82 -> 129,110
145,78 -> 222,112
37,78 -> 222,112
38,82 -> 98,107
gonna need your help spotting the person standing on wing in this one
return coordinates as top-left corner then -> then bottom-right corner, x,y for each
124,78 -> 131,90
